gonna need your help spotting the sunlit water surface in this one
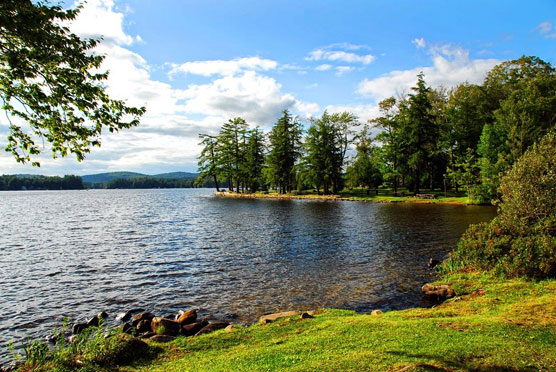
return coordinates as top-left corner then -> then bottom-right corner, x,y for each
0,188 -> 496,359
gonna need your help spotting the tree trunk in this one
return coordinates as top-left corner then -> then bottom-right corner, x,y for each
213,175 -> 220,192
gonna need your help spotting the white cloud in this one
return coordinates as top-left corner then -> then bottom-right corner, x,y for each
0,0 -> 319,175
69,0 -> 137,45
412,38 -> 426,48
179,71 -> 298,126
335,66 -> 355,76
357,41 -> 499,101
307,49 -> 375,65
168,57 -> 278,77
315,64 -> 333,71
306,43 -> 376,65
535,21 -> 556,39
324,104 -> 381,125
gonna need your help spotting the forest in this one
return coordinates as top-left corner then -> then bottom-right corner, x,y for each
198,56 -> 556,204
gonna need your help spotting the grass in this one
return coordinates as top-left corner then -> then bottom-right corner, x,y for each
216,187 -> 475,205
28,271 -> 546,372
14,272 -> 556,371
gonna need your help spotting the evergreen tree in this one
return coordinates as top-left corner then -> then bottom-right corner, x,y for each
197,134 -> 220,191
266,110 -> 303,193
244,128 -> 265,192
405,73 -> 438,194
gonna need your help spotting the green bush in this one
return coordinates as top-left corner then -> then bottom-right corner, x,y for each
15,322 -> 157,372
446,131 -> 556,279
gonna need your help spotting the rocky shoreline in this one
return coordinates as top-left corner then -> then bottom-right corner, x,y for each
3,280 -> 454,371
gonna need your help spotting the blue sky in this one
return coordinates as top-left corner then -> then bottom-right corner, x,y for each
1,0 -> 555,175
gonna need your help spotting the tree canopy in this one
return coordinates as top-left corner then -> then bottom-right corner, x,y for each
0,0 -> 145,166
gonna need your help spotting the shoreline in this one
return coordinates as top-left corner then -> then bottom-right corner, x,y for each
214,190 -> 481,206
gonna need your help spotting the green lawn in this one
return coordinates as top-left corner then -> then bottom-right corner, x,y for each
120,272 -> 556,372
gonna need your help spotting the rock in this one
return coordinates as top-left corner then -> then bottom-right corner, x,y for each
139,332 -> 156,339
177,309 -> 197,325
151,317 -> 181,336
149,335 -> 175,343
224,324 -> 239,332
307,309 -> 324,316
181,320 -> 208,336
195,321 -> 229,336
72,322 -> 89,335
118,322 -> 133,334
132,312 -> 155,327
136,319 -> 152,333
259,311 -> 299,324
370,310 -> 383,316
428,258 -> 441,268
422,283 -> 455,300
299,312 -> 314,319
115,310 -> 132,323
87,311 -> 108,327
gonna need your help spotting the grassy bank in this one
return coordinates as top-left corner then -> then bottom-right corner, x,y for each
127,272 -> 556,372
18,272 -> 554,371
215,188 -> 475,205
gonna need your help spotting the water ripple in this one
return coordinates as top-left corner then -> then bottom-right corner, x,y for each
0,188 -> 495,361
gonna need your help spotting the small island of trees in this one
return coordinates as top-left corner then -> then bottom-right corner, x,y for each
198,56 -> 556,205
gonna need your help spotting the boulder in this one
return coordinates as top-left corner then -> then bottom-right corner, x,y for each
428,258 -> 441,268
139,332 -> 156,339
370,310 -> 383,316
307,309 -> 324,316
177,309 -> 197,325
151,317 -> 181,336
195,321 -> 229,336
136,319 -> 151,333
182,320 -> 208,336
115,310 -> 132,323
148,335 -> 175,343
224,324 -> 240,332
259,311 -> 299,324
132,312 -> 155,327
118,322 -> 133,334
299,312 -> 314,319
72,322 -> 89,335
87,311 -> 108,327
422,283 -> 455,300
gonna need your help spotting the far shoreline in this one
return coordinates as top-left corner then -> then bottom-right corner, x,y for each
214,190 -> 487,206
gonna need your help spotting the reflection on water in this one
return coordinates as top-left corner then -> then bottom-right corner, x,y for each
0,189 -> 495,356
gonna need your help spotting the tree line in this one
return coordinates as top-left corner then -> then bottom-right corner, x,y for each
0,175 -> 84,190
198,56 -> 556,203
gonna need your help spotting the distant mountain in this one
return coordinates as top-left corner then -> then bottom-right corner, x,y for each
14,174 -> 42,178
82,171 -> 199,184
81,171 -> 147,184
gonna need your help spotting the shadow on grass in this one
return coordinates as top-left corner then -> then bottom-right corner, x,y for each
386,350 -> 538,372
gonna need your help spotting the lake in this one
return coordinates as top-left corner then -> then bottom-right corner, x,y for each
0,188 -> 496,358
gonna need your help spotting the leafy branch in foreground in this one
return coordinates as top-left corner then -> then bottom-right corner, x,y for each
0,1 -> 145,166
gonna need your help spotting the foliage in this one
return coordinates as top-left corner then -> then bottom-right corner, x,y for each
265,110 -> 303,193
0,174 -> 84,190
345,125 -> 382,194
449,132 -> 556,278
197,56 -> 556,203
0,0 -> 145,166
15,321 -> 158,372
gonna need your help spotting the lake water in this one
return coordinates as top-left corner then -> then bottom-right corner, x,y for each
0,188 -> 496,359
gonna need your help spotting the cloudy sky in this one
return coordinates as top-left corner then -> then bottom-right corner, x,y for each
1,0 -> 555,176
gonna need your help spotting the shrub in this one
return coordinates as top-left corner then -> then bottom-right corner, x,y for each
446,131 -> 556,279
